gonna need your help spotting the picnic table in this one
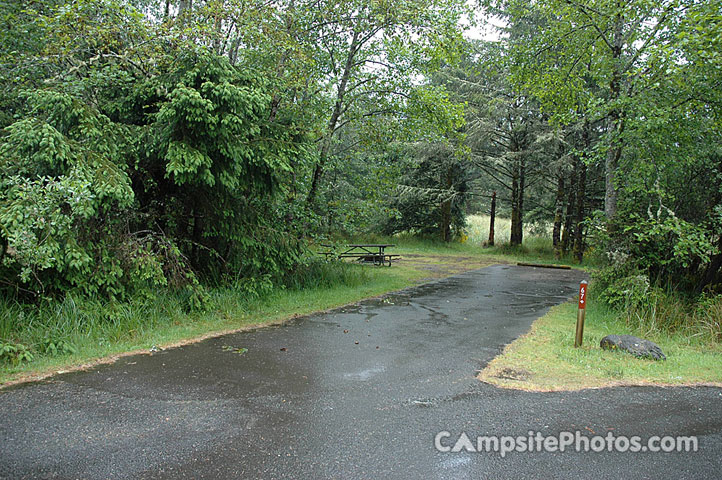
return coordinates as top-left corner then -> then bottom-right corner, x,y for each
319,243 -> 398,266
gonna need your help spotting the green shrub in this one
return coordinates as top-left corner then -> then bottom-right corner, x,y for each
0,342 -> 34,365
593,266 -> 721,342
38,338 -> 77,357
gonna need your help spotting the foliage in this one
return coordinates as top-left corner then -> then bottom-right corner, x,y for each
0,1 -> 319,299
382,142 -> 470,240
0,0 -> 719,364
0,342 -> 34,365
128,49 -> 310,280
0,0 -> 477,303
38,337 -> 77,357
593,252 -> 721,340
482,0 -> 722,292
0,88 -> 178,299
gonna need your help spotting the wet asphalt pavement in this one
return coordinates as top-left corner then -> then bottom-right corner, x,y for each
1,264 -> 721,479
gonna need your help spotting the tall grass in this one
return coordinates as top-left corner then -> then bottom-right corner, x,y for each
0,293 -> 184,351
464,214 -> 550,246
622,290 -> 722,343
342,215 -> 554,255
590,270 -> 722,344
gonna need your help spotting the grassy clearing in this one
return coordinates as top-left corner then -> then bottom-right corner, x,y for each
465,214 -> 549,245
339,217 -> 595,270
478,299 -> 722,391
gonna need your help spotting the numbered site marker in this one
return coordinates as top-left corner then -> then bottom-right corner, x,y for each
575,280 -> 588,348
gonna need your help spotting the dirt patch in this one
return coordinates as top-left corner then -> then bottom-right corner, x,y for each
494,367 -> 531,381
397,253 -> 502,279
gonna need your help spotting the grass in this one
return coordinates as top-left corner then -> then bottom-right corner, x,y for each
478,298 -> 722,391
465,214 -> 549,246
337,220 -> 597,271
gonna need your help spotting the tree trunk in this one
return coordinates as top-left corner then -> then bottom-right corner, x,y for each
306,144 -> 329,209
561,161 -> 577,255
440,166 -> 453,242
605,11 -> 625,221
191,210 -> 202,267
228,35 -> 241,65
518,159 -> 525,244
552,175 -> 565,259
305,30 -> 361,208
573,161 -> 586,263
510,163 -> 521,246
510,158 -> 524,246
573,118 -> 592,262
488,191 -> 496,247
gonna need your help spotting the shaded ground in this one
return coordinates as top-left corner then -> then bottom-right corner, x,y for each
1,265 -> 720,479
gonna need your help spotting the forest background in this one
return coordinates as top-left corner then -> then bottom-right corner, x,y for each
0,0 -> 720,375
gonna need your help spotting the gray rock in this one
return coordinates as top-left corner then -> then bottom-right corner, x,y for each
600,334 -> 666,361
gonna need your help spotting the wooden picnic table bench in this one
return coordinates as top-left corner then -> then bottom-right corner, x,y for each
318,243 -> 399,266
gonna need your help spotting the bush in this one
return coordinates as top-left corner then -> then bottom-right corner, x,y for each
593,264 -> 721,342
0,44 -> 312,302
38,338 -> 77,357
0,342 -> 34,365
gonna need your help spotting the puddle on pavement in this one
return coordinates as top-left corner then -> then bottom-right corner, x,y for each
343,366 -> 386,381
363,293 -> 411,307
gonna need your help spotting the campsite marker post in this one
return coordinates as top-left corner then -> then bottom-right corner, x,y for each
575,281 -> 588,348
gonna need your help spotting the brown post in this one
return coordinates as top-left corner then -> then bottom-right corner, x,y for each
575,280 -> 588,347
488,191 -> 496,247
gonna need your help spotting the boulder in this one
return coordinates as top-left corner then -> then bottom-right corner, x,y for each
600,334 -> 666,361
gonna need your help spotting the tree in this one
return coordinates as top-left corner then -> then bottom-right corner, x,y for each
494,0 -> 698,223
383,141 -> 471,241
442,41 -> 548,246
153,0 -> 472,228
0,0 -> 313,298
294,0 -> 470,210
488,0 -> 722,289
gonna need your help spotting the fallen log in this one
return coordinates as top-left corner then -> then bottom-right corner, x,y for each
516,262 -> 572,270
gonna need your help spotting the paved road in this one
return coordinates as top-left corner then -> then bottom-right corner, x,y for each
1,265 -> 720,479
